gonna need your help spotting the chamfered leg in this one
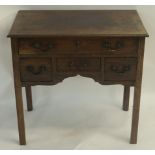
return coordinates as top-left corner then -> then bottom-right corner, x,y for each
123,86 -> 130,111
25,86 -> 33,111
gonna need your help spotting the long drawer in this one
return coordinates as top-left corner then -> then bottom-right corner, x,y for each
18,37 -> 138,56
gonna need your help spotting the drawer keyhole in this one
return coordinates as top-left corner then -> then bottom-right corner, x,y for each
75,40 -> 81,48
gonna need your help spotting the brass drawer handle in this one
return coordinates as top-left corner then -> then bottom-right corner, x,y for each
102,41 -> 124,51
31,42 -> 54,52
111,65 -> 130,74
26,65 -> 47,75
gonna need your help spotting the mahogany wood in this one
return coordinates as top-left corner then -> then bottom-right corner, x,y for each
8,10 -> 148,145
123,86 -> 130,111
11,38 -> 26,145
130,38 -> 145,144
25,86 -> 33,111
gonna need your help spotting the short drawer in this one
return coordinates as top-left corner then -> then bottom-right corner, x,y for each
18,38 -> 138,55
100,38 -> 138,55
20,58 -> 52,82
104,58 -> 137,81
19,38 -> 76,54
56,57 -> 101,72
73,38 -> 138,55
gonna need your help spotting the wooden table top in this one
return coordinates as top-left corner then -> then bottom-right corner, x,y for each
8,10 -> 148,38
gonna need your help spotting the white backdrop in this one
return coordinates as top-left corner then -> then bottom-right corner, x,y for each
0,5 -> 155,149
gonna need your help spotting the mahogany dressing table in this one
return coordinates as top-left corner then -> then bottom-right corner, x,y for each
7,10 -> 148,145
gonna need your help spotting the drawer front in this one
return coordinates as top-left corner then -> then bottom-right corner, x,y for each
100,38 -> 138,55
104,58 -> 137,81
19,38 -> 76,54
20,58 -> 52,82
19,38 -> 138,55
56,57 -> 101,72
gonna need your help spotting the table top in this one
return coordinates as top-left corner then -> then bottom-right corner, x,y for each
8,10 -> 148,38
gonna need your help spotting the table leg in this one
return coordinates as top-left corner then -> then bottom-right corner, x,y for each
123,86 -> 130,111
25,86 -> 33,111
130,85 -> 141,144
11,38 -> 26,145
14,85 -> 26,145
130,38 -> 145,144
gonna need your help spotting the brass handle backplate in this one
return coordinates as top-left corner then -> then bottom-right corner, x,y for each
26,65 -> 47,75
102,41 -> 124,52
31,42 -> 54,52
111,65 -> 130,74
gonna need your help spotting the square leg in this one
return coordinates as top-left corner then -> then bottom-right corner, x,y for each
130,85 -> 141,144
14,85 -> 26,145
123,86 -> 130,111
25,86 -> 33,111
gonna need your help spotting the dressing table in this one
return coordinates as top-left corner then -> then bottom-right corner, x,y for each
8,10 -> 148,145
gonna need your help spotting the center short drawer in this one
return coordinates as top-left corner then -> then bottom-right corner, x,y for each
18,37 -> 138,56
20,58 -> 52,82
56,57 -> 101,72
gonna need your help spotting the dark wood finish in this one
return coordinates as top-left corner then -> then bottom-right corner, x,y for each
130,38 -> 145,144
21,80 -> 135,87
56,57 -> 101,72
104,58 -> 137,81
11,38 -> 26,145
18,37 -> 138,56
123,86 -> 130,111
8,10 -> 148,145
20,58 -> 52,82
8,10 -> 148,37
25,86 -> 33,111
